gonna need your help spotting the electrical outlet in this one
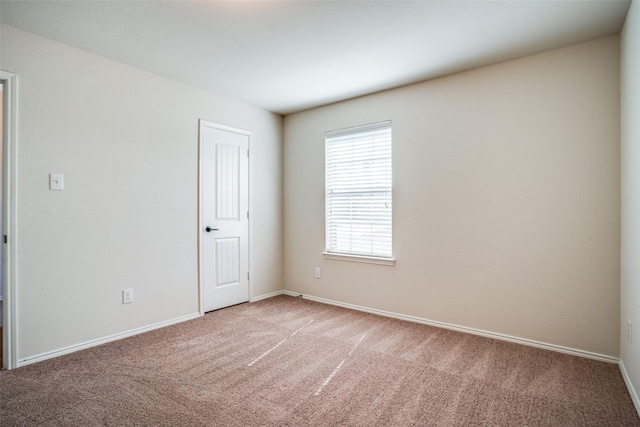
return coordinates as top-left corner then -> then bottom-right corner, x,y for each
123,288 -> 134,304
628,320 -> 633,344
315,267 -> 321,279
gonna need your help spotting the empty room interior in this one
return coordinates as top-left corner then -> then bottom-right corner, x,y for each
1,0 -> 640,425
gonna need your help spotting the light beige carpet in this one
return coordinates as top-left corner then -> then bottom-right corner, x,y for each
1,295 -> 638,426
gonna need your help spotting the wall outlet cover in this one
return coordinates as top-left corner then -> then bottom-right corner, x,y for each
123,288 -> 134,304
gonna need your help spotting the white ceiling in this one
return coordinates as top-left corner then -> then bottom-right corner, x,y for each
0,1 -> 631,115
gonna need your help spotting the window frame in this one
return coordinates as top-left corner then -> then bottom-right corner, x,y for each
323,121 -> 395,266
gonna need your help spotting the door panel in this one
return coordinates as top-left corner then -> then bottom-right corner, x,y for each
201,122 -> 249,312
216,143 -> 240,220
216,237 -> 240,287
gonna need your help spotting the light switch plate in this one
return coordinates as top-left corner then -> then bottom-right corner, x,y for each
49,173 -> 64,190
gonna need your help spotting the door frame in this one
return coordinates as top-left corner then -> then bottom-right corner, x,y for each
1,70 -> 19,370
197,120 -> 252,315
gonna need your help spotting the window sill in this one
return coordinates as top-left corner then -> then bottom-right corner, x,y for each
322,252 -> 396,266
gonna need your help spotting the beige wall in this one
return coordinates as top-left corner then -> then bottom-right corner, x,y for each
284,36 -> 620,357
0,24 -> 283,361
621,0 -> 640,411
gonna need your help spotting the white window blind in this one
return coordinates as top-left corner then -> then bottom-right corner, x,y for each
325,121 -> 392,259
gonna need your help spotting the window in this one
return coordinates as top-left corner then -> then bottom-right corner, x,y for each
324,121 -> 393,264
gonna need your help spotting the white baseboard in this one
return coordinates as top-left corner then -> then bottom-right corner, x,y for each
620,359 -> 640,417
16,291 -> 627,376
251,290 -> 285,302
17,312 -> 201,368
282,291 -> 619,364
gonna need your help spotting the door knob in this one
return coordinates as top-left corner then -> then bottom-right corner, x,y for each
205,226 -> 219,232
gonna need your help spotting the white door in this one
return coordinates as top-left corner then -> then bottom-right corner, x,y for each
200,121 -> 250,312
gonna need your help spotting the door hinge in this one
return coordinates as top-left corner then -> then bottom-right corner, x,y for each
247,272 -> 250,280
3,235 -> 6,244
247,149 -> 249,158
247,211 -> 249,219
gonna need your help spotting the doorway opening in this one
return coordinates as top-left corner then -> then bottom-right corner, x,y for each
0,80 -> 4,369
1,70 -> 17,370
